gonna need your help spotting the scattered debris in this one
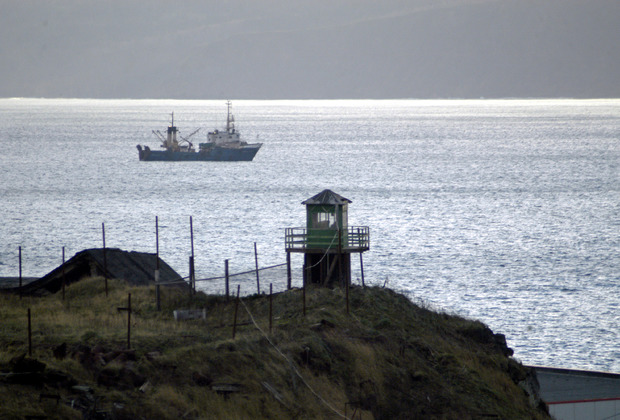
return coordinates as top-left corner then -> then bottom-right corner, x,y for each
173,308 -> 206,321
211,383 -> 241,399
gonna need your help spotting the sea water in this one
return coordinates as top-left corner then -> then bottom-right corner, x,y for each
0,98 -> 618,373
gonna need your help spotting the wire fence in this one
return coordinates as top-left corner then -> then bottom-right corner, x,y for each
4,276 -> 366,419
156,261 -> 300,298
1,242 -> 305,299
198,262 -> 293,296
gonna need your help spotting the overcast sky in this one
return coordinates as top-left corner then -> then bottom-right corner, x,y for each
1,0 -> 618,99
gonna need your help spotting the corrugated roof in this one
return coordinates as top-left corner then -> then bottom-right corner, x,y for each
302,189 -> 351,205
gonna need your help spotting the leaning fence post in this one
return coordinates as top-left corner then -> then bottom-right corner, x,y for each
232,285 -> 240,339
254,242 -> 260,294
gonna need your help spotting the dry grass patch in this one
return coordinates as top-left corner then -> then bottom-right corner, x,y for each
0,281 -> 549,419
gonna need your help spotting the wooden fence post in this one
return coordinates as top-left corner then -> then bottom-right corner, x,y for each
102,223 -> 108,297
127,293 -> 131,349
155,216 -> 160,311
190,216 -> 195,295
62,247 -> 66,301
286,252 -> 292,290
269,283 -> 273,335
338,229 -> 343,287
225,260 -> 230,300
117,293 -> 132,349
232,285 -> 240,339
19,246 -> 22,299
27,308 -> 32,356
302,264 -> 307,317
360,253 -> 365,288
346,270 -> 350,315
189,256 -> 194,299
254,242 -> 260,294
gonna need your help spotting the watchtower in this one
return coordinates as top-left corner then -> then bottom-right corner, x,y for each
285,190 -> 370,287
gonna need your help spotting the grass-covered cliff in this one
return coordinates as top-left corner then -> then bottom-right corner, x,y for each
0,277 -> 549,419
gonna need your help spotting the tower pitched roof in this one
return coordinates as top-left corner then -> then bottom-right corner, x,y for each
302,189 -> 351,205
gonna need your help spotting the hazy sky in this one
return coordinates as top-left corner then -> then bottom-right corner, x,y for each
1,0 -> 618,99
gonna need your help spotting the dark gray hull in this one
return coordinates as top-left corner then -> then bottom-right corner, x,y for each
137,144 -> 261,161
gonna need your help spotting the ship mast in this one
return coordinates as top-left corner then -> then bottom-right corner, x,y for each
226,100 -> 235,133
166,111 -> 178,149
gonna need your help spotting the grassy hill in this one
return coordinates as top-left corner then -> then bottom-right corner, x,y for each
0,277 -> 549,419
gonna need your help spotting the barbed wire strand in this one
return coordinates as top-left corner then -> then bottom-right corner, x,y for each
239,298 -> 349,419
156,263 -> 288,287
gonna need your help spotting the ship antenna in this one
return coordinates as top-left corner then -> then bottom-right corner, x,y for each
226,100 -> 232,132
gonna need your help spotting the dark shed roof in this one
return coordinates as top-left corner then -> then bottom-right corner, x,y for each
13,248 -> 185,296
302,189 -> 351,206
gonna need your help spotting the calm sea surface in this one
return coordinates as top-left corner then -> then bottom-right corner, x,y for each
0,98 -> 618,372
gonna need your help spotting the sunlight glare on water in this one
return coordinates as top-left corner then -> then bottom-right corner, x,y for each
0,98 -> 618,372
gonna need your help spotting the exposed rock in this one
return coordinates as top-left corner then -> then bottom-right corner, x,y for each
72,385 -> 94,396
494,333 -> 514,357
309,318 -> 336,331
97,362 -> 146,390
3,371 -> 46,387
145,351 -> 162,361
519,367 -> 547,413
102,349 -> 136,364
9,353 -> 46,373
191,371 -> 213,386
459,324 -> 514,357
2,356 -> 76,389
44,368 -> 77,388
53,342 -> 67,360
139,380 -> 151,393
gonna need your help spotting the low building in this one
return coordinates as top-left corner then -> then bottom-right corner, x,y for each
3,248 -> 185,296
532,366 -> 620,420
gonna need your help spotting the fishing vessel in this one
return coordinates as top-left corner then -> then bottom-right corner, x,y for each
137,101 -> 262,161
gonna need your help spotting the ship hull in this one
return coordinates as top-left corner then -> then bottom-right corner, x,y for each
137,144 -> 261,162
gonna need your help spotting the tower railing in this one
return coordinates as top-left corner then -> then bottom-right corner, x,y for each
285,226 -> 370,252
